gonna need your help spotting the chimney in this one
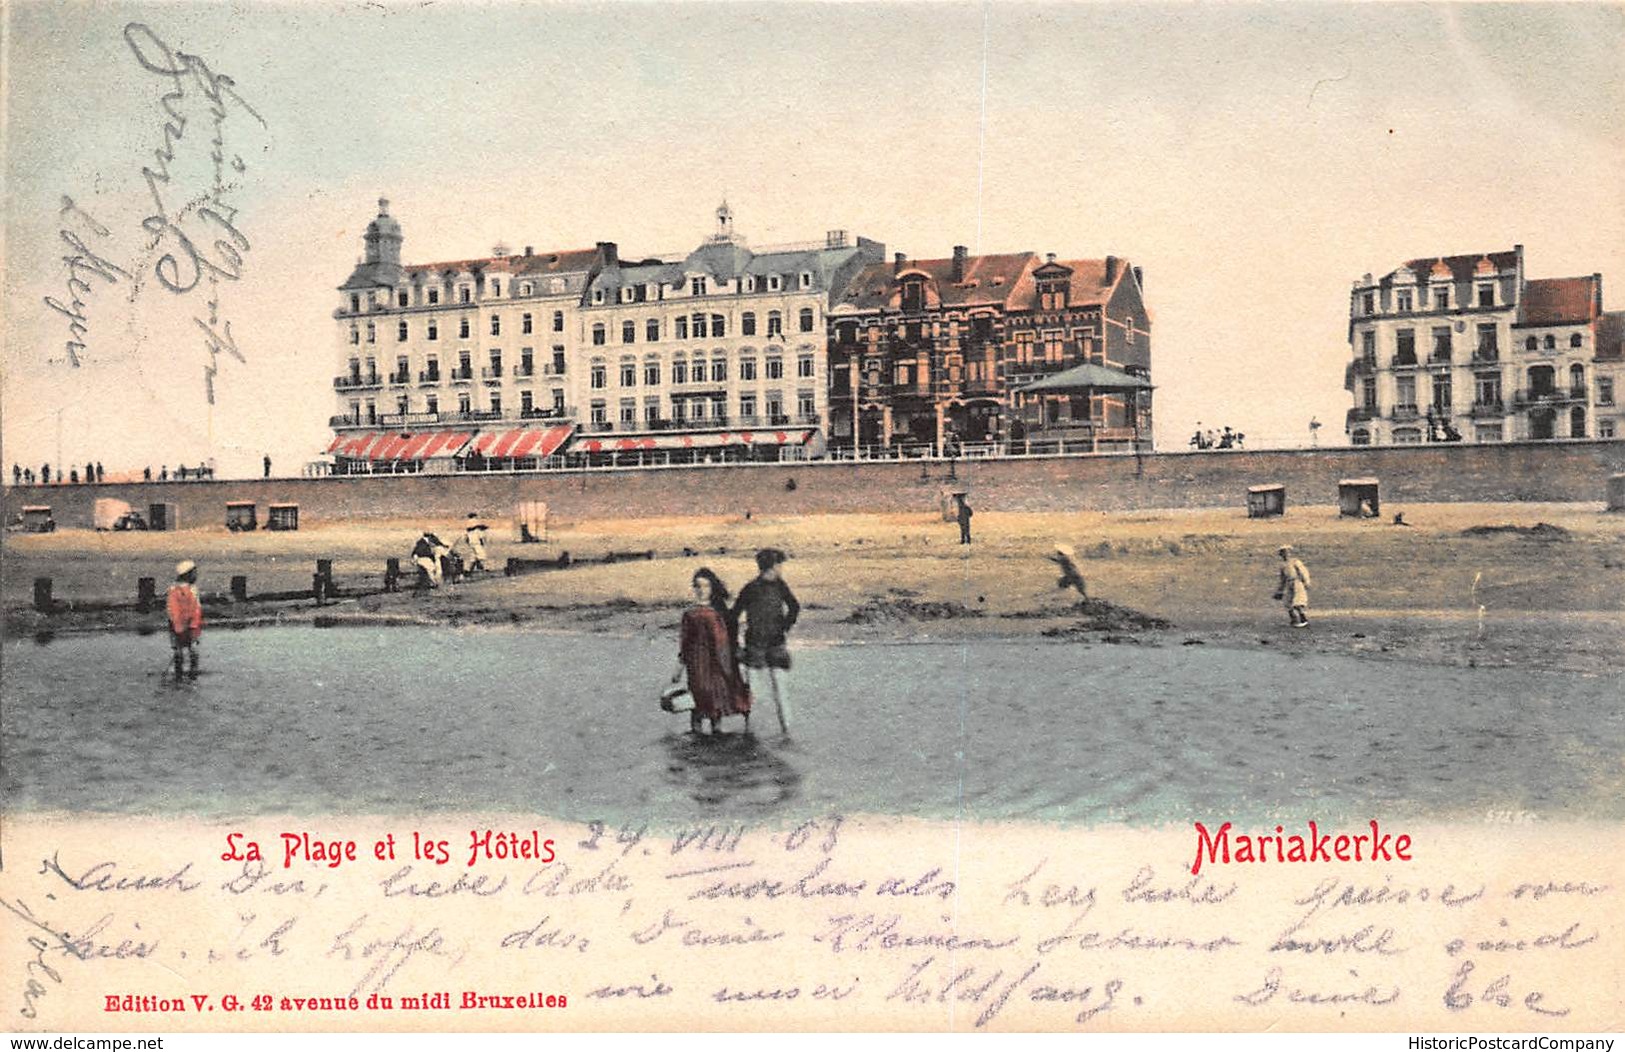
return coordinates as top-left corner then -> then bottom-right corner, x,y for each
1045,252 -> 1056,264
826,229 -> 848,249
597,241 -> 618,266
894,252 -> 906,274
1594,273 -> 1603,317
952,245 -> 968,283
1105,255 -> 1118,285
1132,266 -> 1143,290
524,245 -> 533,257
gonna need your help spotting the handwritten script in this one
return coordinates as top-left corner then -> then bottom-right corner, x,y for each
0,817 -> 1616,1031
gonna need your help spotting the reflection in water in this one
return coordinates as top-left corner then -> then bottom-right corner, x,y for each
662,730 -> 802,811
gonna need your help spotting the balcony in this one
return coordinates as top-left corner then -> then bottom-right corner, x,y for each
1388,356 -> 1421,371
1511,388 -> 1586,409
482,366 -> 504,382
514,364 -> 535,378
417,370 -> 442,385
520,406 -> 567,420
388,371 -> 411,386
1350,357 -> 1377,377
378,411 -> 442,427
1471,348 -> 1501,363
1469,401 -> 1506,418
329,414 -> 362,428
1346,407 -> 1378,427
1390,404 -> 1420,421
1428,352 -> 1454,365
333,375 -> 381,390
449,366 -> 474,383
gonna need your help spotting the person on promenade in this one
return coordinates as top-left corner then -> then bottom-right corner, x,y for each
462,513 -> 489,573
732,548 -> 799,737
1273,545 -> 1312,628
167,560 -> 204,680
263,454 -> 272,478
160,466 -> 168,481
95,462 -> 104,482
143,467 -> 152,482
412,530 -> 449,591
956,494 -> 974,545
670,568 -> 752,735
10,464 -> 19,486
70,468 -> 79,484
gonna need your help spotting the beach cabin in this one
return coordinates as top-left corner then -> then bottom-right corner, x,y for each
225,501 -> 258,532
1338,478 -> 1381,518
267,503 -> 300,531
148,502 -> 177,531
1246,484 -> 1286,518
21,505 -> 56,533
1608,473 -> 1625,512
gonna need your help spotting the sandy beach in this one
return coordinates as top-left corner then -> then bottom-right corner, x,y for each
4,501 -> 1622,675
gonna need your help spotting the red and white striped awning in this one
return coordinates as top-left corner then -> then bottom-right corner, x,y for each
327,430 -> 474,461
467,424 -> 575,460
573,428 -> 815,454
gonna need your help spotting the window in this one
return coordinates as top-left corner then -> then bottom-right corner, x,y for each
1477,283 -> 1494,308
366,357 -> 378,381
1570,363 -> 1585,394
349,326 -> 359,345
744,276 -> 756,293
459,317 -> 470,339
1395,329 -> 1415,365
552,348 -> 566,374
398,321 -> 408,342
798,391 -> 816,418
1362,293 -> 1374,315
520,390 -> 533,415
692,314 -> 708,339
490,280 -> 501,297
460,286 -> 471,304
903,281 -> 925,313
799,272 -> 812,289
740,358 -> 757,381
742,312 -> 756,336
766,393 -> 783,421
798,308 -> 815,333
1043,330 -> 1064,363
1431,327 -> 1451,361
349,294 -> 360,312
1361,377 -> 1377,410
675,316 -> 689,340
1351,428 -> 1371,446
427,322 -> 438,341
1015,331 -> 1035,365
522,313 -> 533,335
712,314 -> 726,339
1432,372 -> 1452,410
553,311 -> 564,332
425,357 -> 440,381
428,289 -> 440,305
592,288 -> 605,305
692,358 -> 708,383
398,290 -> 409,307
489,349 -> 503,375
457,351 -> 472,377
425,394 -> 438,416
766,357 -> 784,380
1571,407 -> 1586,438
552,388 -> 565,412
592,324 -> 606,346
348,399 -> 360,421
490,315 -> 501,336
691,277 -> 707,296
366,322 -> 376,343
365,400 -> 377,424
691,400 -> 707,422
712,358 -> 728,382
1600,419 -> 1616,439
1476,324 -> 1498,360
622,321 -> 636,344
1526,336 -> 1539,352
1598,378 -> 1615,406
644,361 -> 661,386
1435,286 -> 1449,310
1396,375 -> 1417,411
620,399 -> 637,425
397,395 -> 410,415
672,359 -> 688,385
590,401 -> 607,426
767,274 -> 782,291
1360,331 -> 1375,362
521,283 -> 532,296
1544,334 -> 1557,351
519,348 -> 533,376
1475,371 -> 1503,407
1571,333 -> 1584,348
347,357 -> 360,379
644,399 -> 660,425
1397,291 -> 1413,312
767,312 -> 783,337
1393,428 -> 1422,445
646,318 -> 660,342
620,359 -> 636,386
797,356 -> 815,378
489,392 -> 502,416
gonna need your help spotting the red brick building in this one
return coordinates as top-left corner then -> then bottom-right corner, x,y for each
826,247 -> 1152,452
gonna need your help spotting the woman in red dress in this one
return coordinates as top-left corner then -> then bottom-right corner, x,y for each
670,568 -> 752,735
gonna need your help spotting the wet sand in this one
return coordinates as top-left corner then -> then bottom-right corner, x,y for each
3,502 -> 1622,674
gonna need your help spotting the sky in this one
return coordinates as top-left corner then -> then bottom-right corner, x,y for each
2,1 -> 1622,478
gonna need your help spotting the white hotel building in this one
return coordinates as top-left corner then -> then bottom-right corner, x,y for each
328,200 -> 881,472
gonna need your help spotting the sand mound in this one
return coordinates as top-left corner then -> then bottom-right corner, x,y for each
842,596 -> 985,624
1460,523 -> 1571,540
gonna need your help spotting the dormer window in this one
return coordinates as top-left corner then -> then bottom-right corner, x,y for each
691,277 -> 708,296
1477,283 -> 1494,308
1362,293 -> 1375,315
767,275 -> 782,292
460,286 -> 471,304
592,288 -> 605,305
902,280 -> 925,313
1037,280 -> 1068,311
621,287 -> 635,304
520,282 -> 533,296
490,280 -> 501,297
350,294 -> 360,312
1397,291 -> 1413,312
799,272 -> 812,289
428,289 -> 440,305
1435,286 -> 1449,310
397,290 -> 409,308
744,275 -> 756,293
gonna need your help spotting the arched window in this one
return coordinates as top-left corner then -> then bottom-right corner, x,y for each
1569,363 -> 1585,393
1571,333 -> 1583,348
1571,406 -> 1586,438
591,323 -> 606,346
741,312 -> 756,336
712,314 -> 727,339
1525,336 -> 1538,351
798,308 -> 815,333
766,311 -> 783,337
1544,334 -> 1555,350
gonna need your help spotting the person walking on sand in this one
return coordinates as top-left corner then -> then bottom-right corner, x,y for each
670,568 -> 752,735
956,494 -> 974,545
167,560 -> 204,679
1273,545 -> 1312,627
412,530 -> 449,590
733,548 -> 799,737
462,513 -> 489,573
